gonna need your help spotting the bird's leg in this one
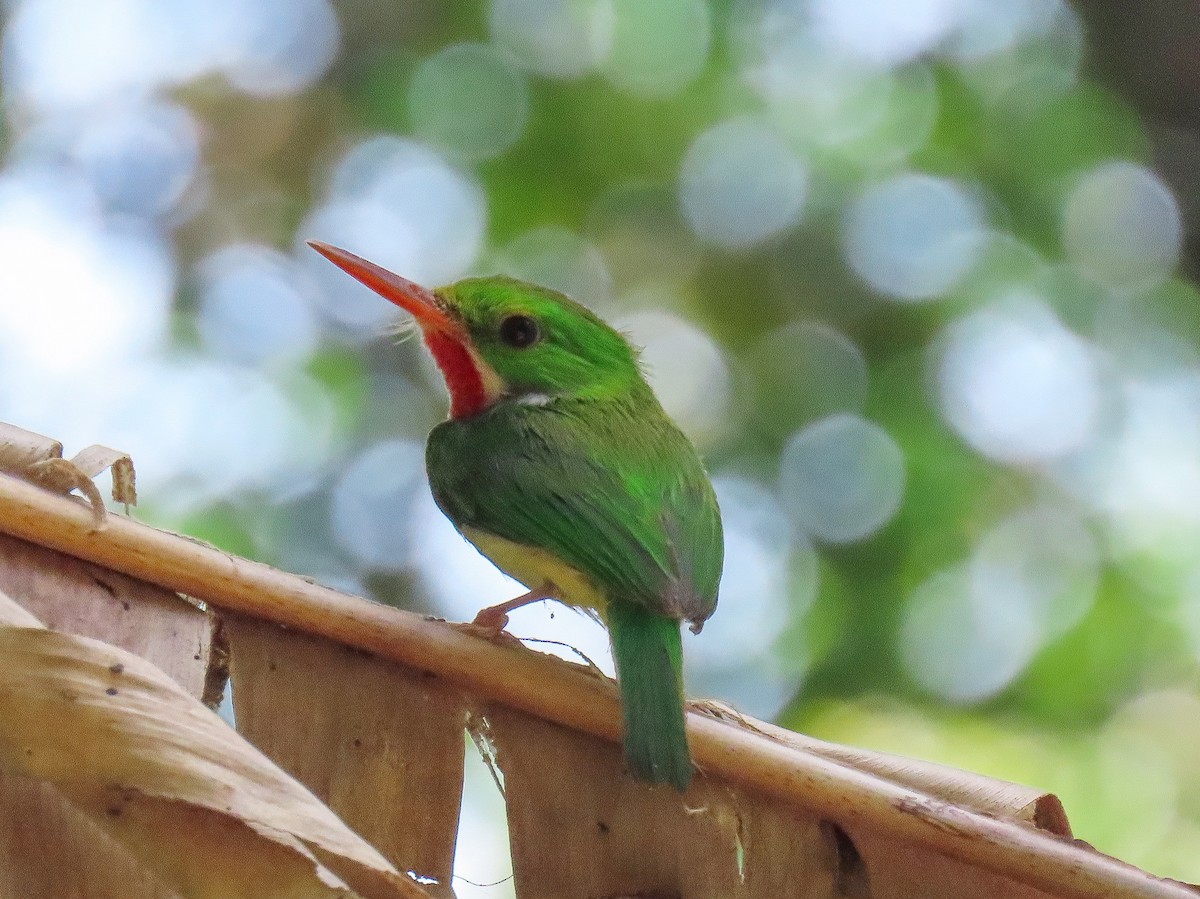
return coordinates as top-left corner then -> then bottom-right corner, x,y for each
472,584 -> 554,631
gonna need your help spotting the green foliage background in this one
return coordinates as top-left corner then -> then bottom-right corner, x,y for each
4,0 -> 1200,885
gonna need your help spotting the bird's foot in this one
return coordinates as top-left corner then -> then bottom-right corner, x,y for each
450,619 -> 525,649
451,585 -> 556,648
469,586 -> 553,631
471,605 -> 513,631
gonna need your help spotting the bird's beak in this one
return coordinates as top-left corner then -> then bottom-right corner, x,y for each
307,241 -> 458,334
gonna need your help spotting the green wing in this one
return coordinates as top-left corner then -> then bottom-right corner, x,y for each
426,395 -> 723,627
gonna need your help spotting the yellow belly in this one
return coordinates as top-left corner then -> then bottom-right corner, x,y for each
462,526 -> 609,614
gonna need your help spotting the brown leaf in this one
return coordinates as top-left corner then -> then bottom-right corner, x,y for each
0,773 -> 183,899
0,467 -> 1192,899
0,590 -> 428,899
71,443 -> 138,507
482,704 -> 1068,899
0,532 -> 219,702
226,615 -> 468,897
0,422 -> 62,470
0,423 -> 136,524
690,701 -> 1070,836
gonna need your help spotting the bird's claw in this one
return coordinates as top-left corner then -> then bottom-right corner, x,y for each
471,607 -> 512,631
451,619 -> 524,648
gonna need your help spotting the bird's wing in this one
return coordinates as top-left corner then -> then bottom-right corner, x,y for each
426,398 -> 723,626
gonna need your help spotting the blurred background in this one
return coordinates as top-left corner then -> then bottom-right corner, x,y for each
3,0 -> 1200,890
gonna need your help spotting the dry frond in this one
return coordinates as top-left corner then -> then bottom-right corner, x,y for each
0,442 -> 1196,899
0,588 -> 427,899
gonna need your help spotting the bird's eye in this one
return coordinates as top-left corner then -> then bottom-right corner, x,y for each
499,314 -> 541,349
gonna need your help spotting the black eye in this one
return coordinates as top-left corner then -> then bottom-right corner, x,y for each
499,314 -> 541,348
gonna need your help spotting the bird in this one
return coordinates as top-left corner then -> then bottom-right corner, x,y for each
309,240 -> 723,791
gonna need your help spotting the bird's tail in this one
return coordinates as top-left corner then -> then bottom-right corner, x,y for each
606,600 -> 691,791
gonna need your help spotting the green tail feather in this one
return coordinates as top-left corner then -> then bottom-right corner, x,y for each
607,600 -> 691,791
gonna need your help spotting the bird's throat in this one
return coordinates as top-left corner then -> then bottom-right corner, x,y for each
423,330 -> 498,419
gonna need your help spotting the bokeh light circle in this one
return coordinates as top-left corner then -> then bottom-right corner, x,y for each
492,226 -> 613,310
303,138 -> 486,333
901,564 -> 1040,703
220,0 -> 340,97
1079,367 -> 1200,551
779,413 -> 906,543
196,244 -> 320,366
970,505 -> 1099,639
0,166 -> 173,377
810,0 -> 961,67
618,309 -> 732,447
1063,161 -> 1182,290
408,43 -> 530,161
843,173 -> 986,301
938,297 -> 1101,463
692,477 -> 793,661
4,0 -> 339,109
331,440 -> 427,570
735,4 -> 901,150
488,0 -> 613,79
945,0 -> 1070,62
73,99 -> 200,218
753,320 -> 869,435
679,117 -> 808,249
600,0 -> 710,98
686,475 -> 811,718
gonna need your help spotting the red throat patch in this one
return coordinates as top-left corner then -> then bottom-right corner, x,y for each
423,330 -> 490,419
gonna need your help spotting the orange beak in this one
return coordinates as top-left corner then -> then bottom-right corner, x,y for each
307,241 -> 458,334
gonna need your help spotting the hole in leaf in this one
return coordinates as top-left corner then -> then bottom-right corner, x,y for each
821,821 -> 870,897
455,722 -> 515,897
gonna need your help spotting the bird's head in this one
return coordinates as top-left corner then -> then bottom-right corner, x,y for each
309,241 -> 643,419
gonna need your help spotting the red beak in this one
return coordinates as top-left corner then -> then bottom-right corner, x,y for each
307,241 -> 457,334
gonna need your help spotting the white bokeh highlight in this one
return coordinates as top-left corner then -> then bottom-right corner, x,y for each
945,0 -> 1071,61
196,244 -> 320,366
1063,161 -> 1182,291
601,0 -> 710,97
0,158 -> 336,508
901,563 -> 1041,703
970,505 -> 1099,639
844,173 -> 986,301
618,309 -> 732,448
680,117 -> 808,249
810,0 -> 961,67
1077,369 -> 1200,554
303,137 -> 487,333
491,226 -> 613,310
408,43 -> 530,161
779,413 -> 906,543
687,476 -> 816,718
739,7 -> 901,149
3,0 -> 339,111
0,166 -> 173,377
71,99 -> 201,218
939,297 -> 1101,463
331,440 -> 427,571
488,0 -> 613,79
221,0 -> 341,97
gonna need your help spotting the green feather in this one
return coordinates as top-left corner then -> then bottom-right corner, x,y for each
314,251 -> 723,792
607,599 -> 691,790
427,392 -> 722,627
419,276 -> 722,790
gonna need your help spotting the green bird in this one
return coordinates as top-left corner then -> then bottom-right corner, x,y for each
310,241 -> 723,791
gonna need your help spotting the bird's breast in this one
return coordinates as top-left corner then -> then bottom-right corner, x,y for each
461,526 -> 609,614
